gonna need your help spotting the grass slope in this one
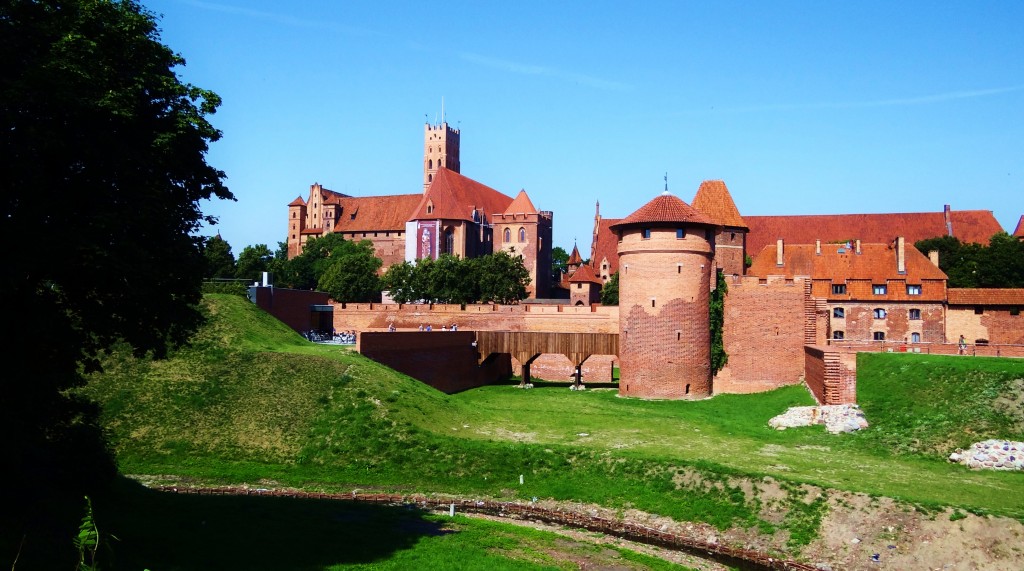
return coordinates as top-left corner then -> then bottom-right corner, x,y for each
80,294 -> 1024,565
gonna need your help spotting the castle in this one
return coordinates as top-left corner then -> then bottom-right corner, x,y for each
287,121 -> 552,298
283,119 -> 1024,402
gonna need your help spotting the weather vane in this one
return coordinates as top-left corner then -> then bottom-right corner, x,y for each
664,172 -> 669,193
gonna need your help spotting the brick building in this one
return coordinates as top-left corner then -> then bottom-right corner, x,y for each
287,120 -> 552,298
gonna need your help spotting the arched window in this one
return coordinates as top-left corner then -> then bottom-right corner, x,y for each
911,332 -> 921,343
518,227 -> 526,242
428,159 -> 433,169
426,201 -> 433,215
503,228 -> 511,242
444,228 -> 454,254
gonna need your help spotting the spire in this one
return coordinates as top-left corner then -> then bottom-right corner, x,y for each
663,172 -> 669,196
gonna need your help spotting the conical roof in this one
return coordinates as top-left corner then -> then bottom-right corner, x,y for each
567,244 -> 583,265
610,192 -> 716,232
692,180 -> 748,229
504,190 -> 538,215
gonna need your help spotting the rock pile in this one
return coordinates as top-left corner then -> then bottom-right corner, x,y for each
768,405 -> 869,434
949,440 -> 1024,470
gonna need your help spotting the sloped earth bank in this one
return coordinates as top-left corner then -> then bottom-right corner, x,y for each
137,476 -> 1024,571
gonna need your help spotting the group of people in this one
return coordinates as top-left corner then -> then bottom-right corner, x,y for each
303,330 -> 356,344
414,324 -> 457,332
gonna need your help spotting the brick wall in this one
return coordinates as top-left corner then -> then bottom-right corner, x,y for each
803,346 -> 857,405
713,276 -> 807,393
359,331 -> 512,393
829,301 -> 944,344
332,302 -> 619,334
250,287 -> 330,333
526,354 -> 617,383
947,306 -> 1024,345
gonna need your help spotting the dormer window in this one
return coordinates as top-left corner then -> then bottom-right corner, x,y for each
426,201 -> 434,215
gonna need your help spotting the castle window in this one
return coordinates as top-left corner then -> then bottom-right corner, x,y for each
873,284 -> 887,295
911,332 -> 921,343
832,284 -> 846,295
873,308 -> 887,319
1012,307 -> 1021,316
518,228 -> 526,242
651,298 -> 656,308
873,331 -> 886,341
444,229 -> 454,254
577,283 -> 582,289
428,174 -> 432,182
730,232 -> 736,240
909,308 -> 921,320
833,307 -> 845,318
833,330 -> 844,340
504,228 -> 511,242
974,306 -> 984,315
907,284 -> 922,295
428,159 -> 433,169
642,228 -> 651,239
292,212 -> 296,218
676,228 -> 684,239
426,201 -> 433,214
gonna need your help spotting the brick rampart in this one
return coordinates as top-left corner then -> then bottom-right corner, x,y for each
713,276 -> 808,394
946,306 -> 1024,345
804,346 -> 857,405
332,302 -> 618,334
829,340 -> 1024,358
250,287 -> 330,333
359,331 -> 512,393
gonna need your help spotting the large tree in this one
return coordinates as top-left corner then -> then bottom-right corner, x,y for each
204,234 -> 237,278
0,0 -> 232,557
235,243 -> 274,282
317,239 -> 383,302
916,233 -> 1024,288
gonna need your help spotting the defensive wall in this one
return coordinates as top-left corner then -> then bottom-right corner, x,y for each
803,346 -> 858,405
946,306 -> 1024,346
359,331 -> 512,393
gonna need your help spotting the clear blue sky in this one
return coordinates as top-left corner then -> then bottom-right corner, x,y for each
146,0 -> 1024,256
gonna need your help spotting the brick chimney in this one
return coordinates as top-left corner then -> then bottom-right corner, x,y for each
815,239 -> 821,255
855,239 -> 861,255
944,204 -> 953,236
929,249 -> 940,267
896,236 -> 906,274
776,239 -> 784,266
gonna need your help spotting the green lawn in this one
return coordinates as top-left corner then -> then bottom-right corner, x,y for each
71,294 -> 1024,568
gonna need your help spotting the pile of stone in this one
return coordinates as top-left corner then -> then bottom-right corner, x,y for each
768,405 -> 869,434
949,440 -> 1024,470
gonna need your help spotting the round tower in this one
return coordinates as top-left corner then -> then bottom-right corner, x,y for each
610,192 -> 718,399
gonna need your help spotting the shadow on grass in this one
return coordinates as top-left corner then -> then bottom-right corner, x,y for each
495,378 -> 619,389
96,479 -> 454,571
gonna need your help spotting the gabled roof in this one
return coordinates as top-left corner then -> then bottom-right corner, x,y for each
567,244 -> 583,266
590,217 -> 622,277
504,190 -> 538,215
610,193 -> 716,231
747,241 -> 948,282
948,288 -> 1024,306
1013,215 -> 1024,239
568,264 -> 602,284
288,196 -> 306,207
745,209 -> 1004,256
410,167 -> 513,222
328,194 -> 423,232
692,180 -> 747,229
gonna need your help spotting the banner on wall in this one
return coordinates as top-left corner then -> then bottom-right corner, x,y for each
416,220 -> 439,260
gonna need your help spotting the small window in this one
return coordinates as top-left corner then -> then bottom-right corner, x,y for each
974,306 -> 984,315
426,202 -> 433,214
873,284 -> 887,295
873,308 -> 887,319
1011,307 -> 1021,316
873,331 -> 886,341
518,227 -> 526,242
642,228 -> 651,239
833,307 -> 845,318
577,283 -> 582,289
833,331 -> 845,340
832,284 -> 847,295
909,308 -> 921,320
676,228 -> 684,239
911,332 -> 921,343
907,284 -> 922,295
503,228 -> 511,242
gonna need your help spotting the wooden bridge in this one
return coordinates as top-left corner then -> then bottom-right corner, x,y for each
474,331 -> 619,385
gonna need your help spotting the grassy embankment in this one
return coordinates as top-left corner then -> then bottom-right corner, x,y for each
78,294 -> 1024,565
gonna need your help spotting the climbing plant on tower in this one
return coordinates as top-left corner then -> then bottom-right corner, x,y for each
710,270 -> 729,374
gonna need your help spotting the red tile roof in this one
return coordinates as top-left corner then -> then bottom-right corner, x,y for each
748,241 -> 948,282
947,288 -> 1024,305
692,180 -> 748,229
329,194 -> 423,232
504,190 -> 538,215
568,263 -> 602,284
745,209 -> 1004,255
610,193 -> 716,231
567,244 -> 583,266
590,217 -> 622,277
1013,215 -> 1024,239
288,196 -> 306,207
410,167 -> 513,222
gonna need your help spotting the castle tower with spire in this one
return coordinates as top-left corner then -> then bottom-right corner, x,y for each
423,104 -> 460,191
611,191 -> 719,399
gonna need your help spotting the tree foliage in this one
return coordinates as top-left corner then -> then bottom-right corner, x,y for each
203,234 -> 236,278
235,243 -> 274,282
0,0 -> 232,557
551,246 -> 569,283
915,233 -> 1024,288
600,271 -> 619,306
382,252 -> 531,304
316,239 -> 383,302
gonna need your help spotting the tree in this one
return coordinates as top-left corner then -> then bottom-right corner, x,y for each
600,272 -> 619,306
203,234 -> 236,278
381,260 -> 418,302
430,254 -> 479,304
235,243 -> 274,282
551,246 -> 569,283
916,233 -> 1024,288
317,239 -> 383,302
1,0 -> 232,558
477,251 -> 531,304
